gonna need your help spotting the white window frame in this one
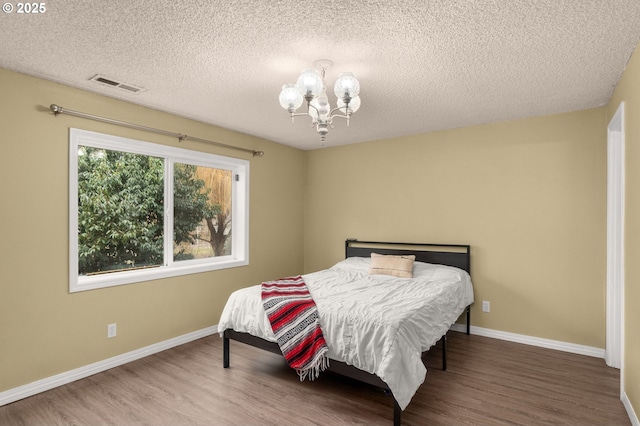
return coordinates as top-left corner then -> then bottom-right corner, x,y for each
69,128 -> 249,292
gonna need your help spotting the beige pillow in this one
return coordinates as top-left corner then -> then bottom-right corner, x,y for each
369,253 -> 416,278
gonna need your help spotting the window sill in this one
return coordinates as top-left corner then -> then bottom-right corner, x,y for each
70,258 -> 249,293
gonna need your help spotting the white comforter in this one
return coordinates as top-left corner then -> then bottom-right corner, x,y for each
218,256 -> 474,410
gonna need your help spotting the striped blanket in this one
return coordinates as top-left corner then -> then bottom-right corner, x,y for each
261,275 -> 329,381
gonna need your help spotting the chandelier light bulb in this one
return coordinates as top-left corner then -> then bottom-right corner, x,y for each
279,84 -> 303,112
296,68 -> 323,98
334,72 -> 360,99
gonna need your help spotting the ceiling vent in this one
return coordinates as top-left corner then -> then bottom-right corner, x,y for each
89,75 -> 144,94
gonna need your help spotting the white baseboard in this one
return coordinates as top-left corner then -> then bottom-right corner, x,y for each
449,324 -> 605,358
1,323 -> 629,422
0,325 -> 218,407
623,391 -> 640,426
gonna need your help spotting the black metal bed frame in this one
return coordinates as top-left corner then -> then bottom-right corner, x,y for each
222,239 -> 472,425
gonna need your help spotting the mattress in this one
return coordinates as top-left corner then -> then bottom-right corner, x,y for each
218,256 -> 474,410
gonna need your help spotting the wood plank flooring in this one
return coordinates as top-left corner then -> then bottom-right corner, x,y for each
0,332 -> 629,425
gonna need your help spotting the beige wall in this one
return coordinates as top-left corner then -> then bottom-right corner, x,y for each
608,42 -> 640,418
304,108 -> 607,348
0,68 -> 306,392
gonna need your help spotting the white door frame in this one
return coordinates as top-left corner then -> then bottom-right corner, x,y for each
605,102 -> 625,379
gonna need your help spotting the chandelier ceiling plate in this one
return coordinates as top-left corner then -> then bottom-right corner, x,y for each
313,59 -> 333,72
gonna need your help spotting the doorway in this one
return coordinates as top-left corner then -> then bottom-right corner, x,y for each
605,102 -> 625,379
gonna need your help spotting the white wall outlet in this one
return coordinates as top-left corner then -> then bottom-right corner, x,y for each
482,301 -> 490,313
107,323 -> 117,338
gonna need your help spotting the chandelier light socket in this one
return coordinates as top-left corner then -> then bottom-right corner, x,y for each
337,95 -> 361,114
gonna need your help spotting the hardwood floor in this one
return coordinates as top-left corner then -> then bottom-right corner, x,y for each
0,332 -> 629,425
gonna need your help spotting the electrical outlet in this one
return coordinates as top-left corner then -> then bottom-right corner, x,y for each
482,301 -> 490,313
107,323 -> 117,338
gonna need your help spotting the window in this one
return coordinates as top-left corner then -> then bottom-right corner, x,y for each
69,129 -> 249,292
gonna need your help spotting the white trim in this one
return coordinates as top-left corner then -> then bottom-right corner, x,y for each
0,326 -> 218,407
450,324 -> 604,358
606,102 -> 625,370
623,391 -> 640,426
69,128 -> 250,292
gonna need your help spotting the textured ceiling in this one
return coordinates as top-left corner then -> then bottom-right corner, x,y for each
1,1 -> 639,150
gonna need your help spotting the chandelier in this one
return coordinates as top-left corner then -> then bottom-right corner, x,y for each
278,60 -> 361,144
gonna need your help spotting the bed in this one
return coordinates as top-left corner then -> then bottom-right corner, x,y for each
218,239 -> 474,425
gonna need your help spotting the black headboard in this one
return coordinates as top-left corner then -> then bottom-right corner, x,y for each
345,239 -> 471,274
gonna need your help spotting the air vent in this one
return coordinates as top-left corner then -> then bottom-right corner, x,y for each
89,75 -> 144,94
